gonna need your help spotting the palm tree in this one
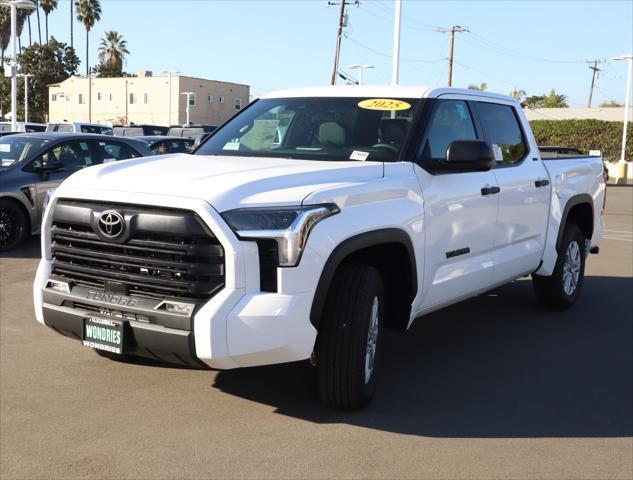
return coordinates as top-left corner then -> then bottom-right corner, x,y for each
40,0 -> 58,42
510,87 -> 526,101
69,0 -> 73,48
0,8 -> 9,68
35,0 -> 41,44
75,0 -> 101,76
98,30 -> 129,71
542,89 -> 569,108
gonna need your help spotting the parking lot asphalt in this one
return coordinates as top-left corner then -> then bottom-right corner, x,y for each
1,187 -> 631,480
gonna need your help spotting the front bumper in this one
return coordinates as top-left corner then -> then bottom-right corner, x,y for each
34,189 -> 320,370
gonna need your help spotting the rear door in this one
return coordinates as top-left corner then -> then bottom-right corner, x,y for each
414,96 -> 499,312
473,100 -> 550,283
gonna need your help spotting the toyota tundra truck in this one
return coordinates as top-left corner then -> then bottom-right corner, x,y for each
34,86 -> 605,409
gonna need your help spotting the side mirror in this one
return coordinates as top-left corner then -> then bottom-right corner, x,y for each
443,140 -> 494,172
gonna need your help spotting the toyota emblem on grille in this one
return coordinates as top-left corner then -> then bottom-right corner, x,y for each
98,210 -> 125,238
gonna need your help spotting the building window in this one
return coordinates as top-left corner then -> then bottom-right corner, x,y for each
78,94 -> 86,104
144,93 -> 149,104
188,93 -> 197,106
97,92 -> 102,101
51,93 -> 57,102
219,96 -> 225,104
109,93 -> 113,101
208,95 -> 213,103
129,93 -> 137,104
234,97 -> 242,110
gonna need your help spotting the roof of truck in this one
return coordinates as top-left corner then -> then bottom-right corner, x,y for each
261,85 -> 517,102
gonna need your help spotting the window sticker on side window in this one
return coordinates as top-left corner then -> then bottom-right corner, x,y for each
455,103 -> 469,120
492,144 -> 504,161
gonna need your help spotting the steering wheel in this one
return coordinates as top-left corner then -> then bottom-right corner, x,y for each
372,143 -> 399,153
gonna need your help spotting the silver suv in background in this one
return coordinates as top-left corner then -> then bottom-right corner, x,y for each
0,122 -> 47,133
46,122 -> 114,135
0,133 -> 153,251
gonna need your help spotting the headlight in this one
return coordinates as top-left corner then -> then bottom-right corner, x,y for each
222,204 -> 340,266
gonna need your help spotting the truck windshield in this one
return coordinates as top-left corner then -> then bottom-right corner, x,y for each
195,97 -> 421,162
0,137 -> 51,167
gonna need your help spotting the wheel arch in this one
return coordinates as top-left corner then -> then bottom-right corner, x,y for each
0,194 -> 32,234
310,228 -> 417,331
556,194 -> 594,251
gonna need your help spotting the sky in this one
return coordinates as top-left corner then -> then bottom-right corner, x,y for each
32,0 -> 633,107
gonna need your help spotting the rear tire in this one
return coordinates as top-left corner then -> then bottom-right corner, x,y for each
0,199 -> 28,252
532,224 -> 586,310
316,264 -> 384,410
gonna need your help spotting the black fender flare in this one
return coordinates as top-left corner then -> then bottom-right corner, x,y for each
309,228 -> 417,329
556,193 -> 594,251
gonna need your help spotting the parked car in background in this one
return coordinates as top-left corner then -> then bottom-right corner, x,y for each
0,122 -> 47,133
0,133 -> 153,251
193,132 -> 214,149
113,125 -> 169,137
46,122 -> 114,135
136,136 -> 194,155
167,125 -> 216,139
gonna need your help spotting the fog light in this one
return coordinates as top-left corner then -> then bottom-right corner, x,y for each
47,279 -> 70,294
156,300 -> 195,316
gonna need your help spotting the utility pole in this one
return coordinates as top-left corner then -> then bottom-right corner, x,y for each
437,25 -> 469,87
329,0 -> 358,85
18,73 -> 32,121
586,59 -> 605,108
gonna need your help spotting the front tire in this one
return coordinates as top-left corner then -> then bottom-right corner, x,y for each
532,224 -> 586,310
0,199 -> 28,252
316,264 -> 384,410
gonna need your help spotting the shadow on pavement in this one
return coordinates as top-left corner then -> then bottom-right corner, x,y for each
213,276 -> 633,438
0,235 -> 41,259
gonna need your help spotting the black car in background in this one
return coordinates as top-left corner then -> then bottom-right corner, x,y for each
135,136 -> 194,155
0,133 -> 154,251
167,125 -> 216,139
113,125 -> 169,137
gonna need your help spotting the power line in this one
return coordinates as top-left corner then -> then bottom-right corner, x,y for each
437,25 -> 469,86
344,33 -> 447,63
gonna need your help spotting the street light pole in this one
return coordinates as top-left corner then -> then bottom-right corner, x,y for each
348,64 -> 374,85
391,0 -> 401,85
160,70 -> 179,126
0,1 -> 36,131
613,55 -> 632,165
18,73 -> 32,121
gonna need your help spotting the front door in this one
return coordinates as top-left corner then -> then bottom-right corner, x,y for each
413,98 -> 499,313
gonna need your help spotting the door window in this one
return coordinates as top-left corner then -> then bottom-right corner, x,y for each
476,102 -> 527,165
97,141 -> 139,162
423,100 -> 477,160
40,141 -> 97,171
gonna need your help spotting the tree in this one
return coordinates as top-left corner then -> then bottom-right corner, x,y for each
467,82 -> 487,91
600,100 -> 624,108
75,0 -> 101,76
542,89 -> 569,108
510,87 -> 526,101
0,38 -> 79,121
0,8 -> 9,68
69,0 -> 73,48
35,0 -> 41,44
40,0 -> 58,42
98,31 -> 129,72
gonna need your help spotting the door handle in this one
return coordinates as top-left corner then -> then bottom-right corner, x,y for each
481,186 -> 501,196
535,179 -> 550,188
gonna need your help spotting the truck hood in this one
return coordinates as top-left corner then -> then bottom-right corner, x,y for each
60,154 -> 384,212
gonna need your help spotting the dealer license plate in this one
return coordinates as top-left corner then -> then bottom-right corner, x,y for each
82,317 -> 124,354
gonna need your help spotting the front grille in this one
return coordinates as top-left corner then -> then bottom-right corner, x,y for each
51,199 -> 225,301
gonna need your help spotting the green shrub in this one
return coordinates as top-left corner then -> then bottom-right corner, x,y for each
529,119 -> 633,162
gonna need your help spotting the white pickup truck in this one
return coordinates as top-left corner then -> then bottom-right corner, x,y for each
34,86 -> 605,409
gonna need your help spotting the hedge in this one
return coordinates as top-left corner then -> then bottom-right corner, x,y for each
529,119 -> 633,162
